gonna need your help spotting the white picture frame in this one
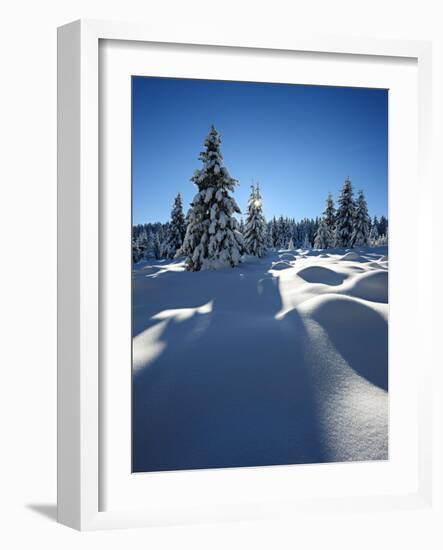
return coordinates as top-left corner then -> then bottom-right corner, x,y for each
57,19 -> 433,531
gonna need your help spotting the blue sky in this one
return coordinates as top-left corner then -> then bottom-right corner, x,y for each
132,77 -> 387,225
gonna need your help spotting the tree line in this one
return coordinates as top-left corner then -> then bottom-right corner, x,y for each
132,125 -> 388,270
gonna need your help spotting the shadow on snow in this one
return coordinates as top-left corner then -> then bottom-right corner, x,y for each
132,253 -> 330,473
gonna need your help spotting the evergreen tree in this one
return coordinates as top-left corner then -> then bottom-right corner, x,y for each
132,240 -> 141,263
302,232 -> 311,250
272,218 -> 279,248
335,177 -> 356,248
284,217 -> 293,247
370,223 -> 379,245
314,218 -> 331,249
378,215 -> 388,237
157,225 -> 167,258
164,193 -> 186,259
323,193 -> 336,247
294,223 -> 302,248
270,217 -> 278,248
352,190 -> 371,246
144,231 -> 155,259
238,217 -> 245,236
133,229 -> 144,259
278,218 -> 285,248
244,184 -> 267,257
313,217 -> 320,241
180,125 -> 243,271
266,222 -> 274,248
378,233 -> 388,246
153,234 -> 162,260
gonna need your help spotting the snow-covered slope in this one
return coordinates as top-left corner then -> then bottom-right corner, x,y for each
132,246 -> 388,472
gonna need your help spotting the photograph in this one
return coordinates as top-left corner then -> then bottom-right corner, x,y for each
131,76 -> 389,473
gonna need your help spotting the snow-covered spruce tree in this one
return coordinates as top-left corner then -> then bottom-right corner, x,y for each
277,218 -> 286,249
142,231 -> 154,259
372,215 -> 379,235
238,217 -> 245,236
352,190 -> 371,246
323,193 -> 336,247
270,218 -> 278,248
302,232 -> 311,250
284,218 -> 293,248
244,184 -> 267,257
133,230 -> 144,260
335,177 -> 356,248
378,233 -> 388,246
378,215 -> 388,237
132,240 -> 141,263
156,225 -> 167,258
153,234 -> 162,260
163,193 -> 186,259
266,222 -> 274,249
179,201 -> 205,270
370,222 -> 379,246
180,125 -> 243,271
314,218 -> 332,249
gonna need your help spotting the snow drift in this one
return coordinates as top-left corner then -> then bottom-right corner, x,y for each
132,246 -> 389,472
297,265 -> 348,286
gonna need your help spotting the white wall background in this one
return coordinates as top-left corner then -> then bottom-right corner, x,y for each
0,1 -> 441,548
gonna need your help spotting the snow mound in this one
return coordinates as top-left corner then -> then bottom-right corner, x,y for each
319,253 -> 330,258
379,255 -> 388,262
340,251 -> 362,261
297,266 -> 348,286
346,270 -> 388,303
301,295 -> 388,390
132,246 -> 389,471
270,261 -> 292,271
278,252 -> 297,261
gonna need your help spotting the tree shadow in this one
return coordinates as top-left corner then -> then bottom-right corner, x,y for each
132,255 -> 329,472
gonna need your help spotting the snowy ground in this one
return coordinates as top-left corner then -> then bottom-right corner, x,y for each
132,246 -> 388,472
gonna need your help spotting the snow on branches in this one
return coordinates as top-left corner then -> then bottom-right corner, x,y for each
164,193 -> 186,259
335,177 -> 356,248
352,190 -> 371,246
244,183 -> 267,257
314,218 -> 332,249
181,125 -> 243,271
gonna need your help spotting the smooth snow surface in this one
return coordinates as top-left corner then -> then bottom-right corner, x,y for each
132,247 -> 388,472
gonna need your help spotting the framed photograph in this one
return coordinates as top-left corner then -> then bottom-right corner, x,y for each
130,78 -> 391,474
57,19 -> 433,530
